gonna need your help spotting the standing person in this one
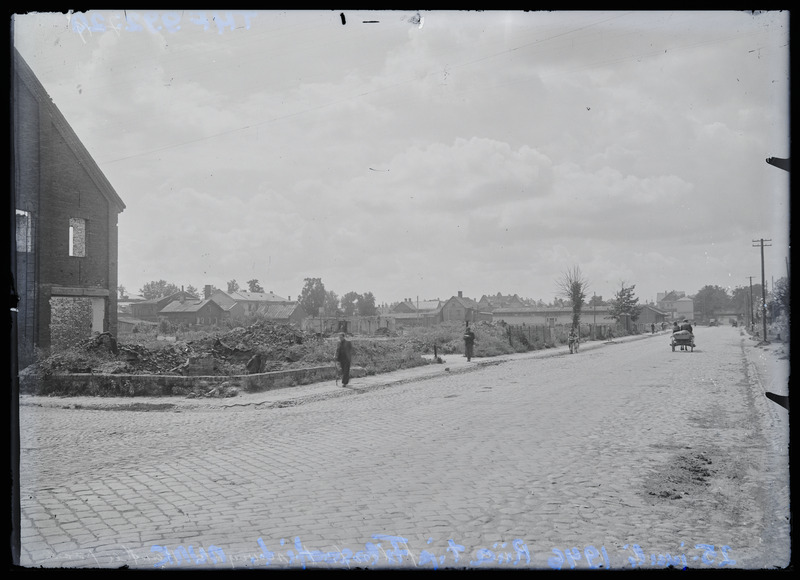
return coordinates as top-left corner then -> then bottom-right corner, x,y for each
463,323 -> 476,362
335,332 -> 353,386
568,327 -> 579,353
651,323 -> 656,334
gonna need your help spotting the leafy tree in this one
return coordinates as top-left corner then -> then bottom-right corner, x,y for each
117,285 -> 127,299
731,284 -> 765,325
185,285 -> 199,298
588,294 -> 604,307
692,285 -> 731,321
556,265 -> 589,329
357,291 -> 378,316
341,291 -> 361,317
227,279 -> 240,293
248,279 -> 265,293
324,290 -> 341,316
139,280 -> 181,300
771,277 -> 789,319
608,282 -> 642,329
299,277 -> 326,316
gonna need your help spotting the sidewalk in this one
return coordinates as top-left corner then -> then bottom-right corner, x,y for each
16,332 -> 664,412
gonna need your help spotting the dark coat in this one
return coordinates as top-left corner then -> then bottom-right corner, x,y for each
336,339 -> 353,363
463,330 -> 475,346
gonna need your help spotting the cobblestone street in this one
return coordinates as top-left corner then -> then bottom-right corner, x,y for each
16,326 -> 790,570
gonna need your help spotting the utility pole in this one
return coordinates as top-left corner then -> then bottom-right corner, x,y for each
747,276 -> 755,332
752,238 -> 772,342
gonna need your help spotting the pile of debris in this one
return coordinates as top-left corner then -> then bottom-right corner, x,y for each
31,321 -> 328,377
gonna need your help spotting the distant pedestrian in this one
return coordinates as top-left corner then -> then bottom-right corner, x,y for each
463,323 -> 476,362
335,333 -> 353,386
651,323 -> 655,334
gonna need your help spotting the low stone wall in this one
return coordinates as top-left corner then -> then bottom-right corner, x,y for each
19,365 -> 366,398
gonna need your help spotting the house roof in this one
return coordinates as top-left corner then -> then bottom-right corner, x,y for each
229,290 -> 287,302
659,291 -> 685,302
14,48 -> 126,213
159,299 -> 220,313
393,299 -> 441,312
446,296 -> 480,309
642,304 -> 670,315
256,303 -> 306,319
138,291 -> 192,306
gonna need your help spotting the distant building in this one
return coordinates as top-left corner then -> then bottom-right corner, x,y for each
390,298 -> 442,314
209,288 -> 289,322
13,48 -> 126,367
439,292 -> 491,323
477,293 -> 526,311
255,302 -> 308,326
656,290 -> 686,314
130,291 -> 195,322
675,296 -> 695,322
158,297 -> 227,327
492,306 -> 613,327
636,304 -> 670,326
117,294 -> 146,316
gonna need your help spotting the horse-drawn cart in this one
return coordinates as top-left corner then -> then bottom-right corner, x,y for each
671,329 -> 695,352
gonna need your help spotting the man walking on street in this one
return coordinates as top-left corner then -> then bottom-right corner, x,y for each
463,323 -> 476,362
335,332 -> 353,386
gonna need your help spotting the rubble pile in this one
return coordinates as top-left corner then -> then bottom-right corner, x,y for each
32,321 -> 329,377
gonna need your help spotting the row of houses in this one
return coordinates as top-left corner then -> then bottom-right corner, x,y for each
118,287 -> 306,333
119,286 -> 679,335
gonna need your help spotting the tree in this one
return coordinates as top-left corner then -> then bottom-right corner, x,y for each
185,285 -> 199,298
357,291 -> 378,316
556,265 -> 589,329
771,277 -> 789,319
588,294 -> 604,307
340,291 -> 361,317
227,279 -> 240,293
324,290 -> 341,316
117,285 -> 127,299
608,282 -> 642,330
692,285 -> 731,321
139,280 -> 181,300
299,277 -> 326,316
248,279 -> 265,293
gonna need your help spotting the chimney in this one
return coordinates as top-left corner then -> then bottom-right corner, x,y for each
458,291 -> 463,298
180,286 -> 185,303
204,285 -> 212,299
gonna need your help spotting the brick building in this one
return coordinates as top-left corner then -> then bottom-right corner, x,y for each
13,48 -> 126,368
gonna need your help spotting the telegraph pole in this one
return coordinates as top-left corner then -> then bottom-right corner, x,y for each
747,276 -> 755,332
752,238 -> 772,342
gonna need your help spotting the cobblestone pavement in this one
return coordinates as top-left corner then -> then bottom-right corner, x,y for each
15,327 -> 790,570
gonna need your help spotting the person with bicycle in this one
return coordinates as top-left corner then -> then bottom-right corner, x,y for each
568,326 -> 579,353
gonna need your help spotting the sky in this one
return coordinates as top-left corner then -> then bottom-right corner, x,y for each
12,10 -> 790,306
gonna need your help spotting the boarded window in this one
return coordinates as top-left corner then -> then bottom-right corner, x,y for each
16,210 -> 32,252
69,217 -> 86,257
